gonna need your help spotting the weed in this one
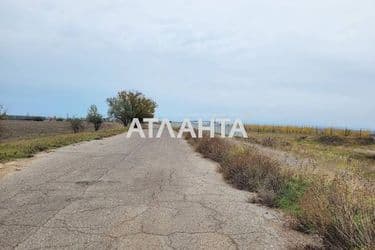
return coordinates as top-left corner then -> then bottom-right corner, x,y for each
188,136 -> 375,249
298,174 -> 375,249
276,177 -> 309,215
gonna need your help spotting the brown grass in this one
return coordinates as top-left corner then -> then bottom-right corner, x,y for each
298,174 -> 375,249
241,130 -> 375,179
187,136 -> 375,249
245,124 -> 371,138
0,120 -> 122,142
193,137 -> 288,204
0,127 -> 127,162
221,145 -> 286,194
195,137 -> 232,163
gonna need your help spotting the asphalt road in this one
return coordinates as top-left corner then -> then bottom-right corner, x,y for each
0,131 -> 313,249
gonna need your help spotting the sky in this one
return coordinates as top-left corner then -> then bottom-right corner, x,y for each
0,0 -> 374,129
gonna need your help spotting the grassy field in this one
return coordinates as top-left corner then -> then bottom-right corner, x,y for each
245,124 -> 371,138
185,128 -> 375,249
0,127 -> 127,162
242,129 -> 375,179
0,120 -> 122,142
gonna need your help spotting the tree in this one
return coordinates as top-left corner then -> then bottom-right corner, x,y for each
107,90 -> 157,126
86,105 -> 103,131
0,105 -> 6,120
0,105 -> 6,137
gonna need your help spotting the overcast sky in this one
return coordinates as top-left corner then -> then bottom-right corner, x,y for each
0,0 -> 374,129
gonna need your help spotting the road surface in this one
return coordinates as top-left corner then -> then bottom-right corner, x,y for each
0,131 -> 314,249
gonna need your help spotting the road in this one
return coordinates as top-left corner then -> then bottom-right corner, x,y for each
0,131 -> 314,249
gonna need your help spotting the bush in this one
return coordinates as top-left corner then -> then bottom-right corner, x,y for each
69,118 -> 84,133
316,135 -> 345,145
260,137 -> 277,147
298,175 -> 375,249
221,145 -> 286,195
194,137 -> 286,202
188,136 -> 375,249
195,137 -> 231,163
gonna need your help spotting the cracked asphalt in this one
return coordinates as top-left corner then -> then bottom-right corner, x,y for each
0,131 -> 315,249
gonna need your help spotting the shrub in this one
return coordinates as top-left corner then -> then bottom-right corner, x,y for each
298,175 -> 375,249
195,137 -> 231,163
69,118 -> 84,133
192,138 -> 375,249
256,187 -> 277,207
260,137 -> 276,147
189,136 -> 375,248
195,137 -> 286,201
221,146 -> 286,195
316,135 -> 345,145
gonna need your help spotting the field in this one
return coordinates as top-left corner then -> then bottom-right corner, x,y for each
185,126 -> 375,249
242,127 -> 375,179
0,120 -> 122,142
245,124 -> 371,138
0,120 -> 126,162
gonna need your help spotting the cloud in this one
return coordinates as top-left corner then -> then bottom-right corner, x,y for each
0,0 -> 374,129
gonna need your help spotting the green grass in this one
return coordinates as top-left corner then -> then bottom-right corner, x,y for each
0,128 -> 127,162
276,177 -> 309,216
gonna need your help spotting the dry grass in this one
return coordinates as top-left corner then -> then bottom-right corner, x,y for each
245,124 -> 371,138
192,137 -> 291,205
221,145 -> 286,195
299,174 -> 374,249
195,137 -> 232,163
0,120 -> 122,142
0,127 -> 127,162
187,136 -> 375,249
241,130 -> 375,180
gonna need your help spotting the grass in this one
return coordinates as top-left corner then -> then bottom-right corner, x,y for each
276,177 -> 309,215
245,124 -> 371,138
0,128 -> 127,162
298,174 -> 374,249
242,130 -> 375,179
186,135 -> 375,249
0,120 -> 123,141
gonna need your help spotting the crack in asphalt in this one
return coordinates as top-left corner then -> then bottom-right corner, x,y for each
0,132 -> 318,249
